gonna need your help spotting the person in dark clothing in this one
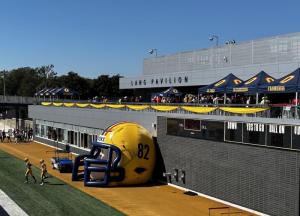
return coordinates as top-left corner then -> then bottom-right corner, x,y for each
2,131 -> 6,142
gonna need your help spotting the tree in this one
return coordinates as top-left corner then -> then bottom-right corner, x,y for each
58,72 -> 92,99
0,65 -> 122,99
35,65 -> 57,90
5,67 -> 40,96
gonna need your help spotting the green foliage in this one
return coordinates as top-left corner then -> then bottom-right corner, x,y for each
0,149 -> 123,216
0,65 -> 122,99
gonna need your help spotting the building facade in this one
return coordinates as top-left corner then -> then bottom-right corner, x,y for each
120,32 -> 300,89
29,104 -> 300,216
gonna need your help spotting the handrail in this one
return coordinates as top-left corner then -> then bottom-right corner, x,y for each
38,100 -> 300,119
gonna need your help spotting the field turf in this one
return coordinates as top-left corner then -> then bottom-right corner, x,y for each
0,149 -> 123,216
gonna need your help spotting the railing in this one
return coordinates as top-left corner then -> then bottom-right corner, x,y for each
37,99 -> 300,119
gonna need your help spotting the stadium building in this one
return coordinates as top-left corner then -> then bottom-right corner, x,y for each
120,32 -> 300,97
29,32 -> 300,216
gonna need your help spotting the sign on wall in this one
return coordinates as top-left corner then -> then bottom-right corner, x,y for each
129,75 -> 189,87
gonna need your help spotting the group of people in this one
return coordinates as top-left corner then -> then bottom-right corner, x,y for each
150,94 -> 263,105
151,95 -> 181,103
24,158 -> 47,186
0,128 -> 33,143
198,95 -> 255,105
89,93 -> 275,105
91,96 -> 109,103
90,95 -> 145,103
119,96 -> 144,103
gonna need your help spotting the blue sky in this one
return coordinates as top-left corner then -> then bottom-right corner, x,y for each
0,0 -> 299,77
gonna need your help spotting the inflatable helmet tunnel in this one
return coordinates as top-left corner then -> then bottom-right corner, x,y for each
72,122 -> 156,186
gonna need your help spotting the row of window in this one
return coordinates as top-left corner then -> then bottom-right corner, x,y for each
167,118 -> 300,151
35,124 -> 99,149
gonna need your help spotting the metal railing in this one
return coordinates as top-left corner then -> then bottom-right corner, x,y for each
35,99 -> 300,119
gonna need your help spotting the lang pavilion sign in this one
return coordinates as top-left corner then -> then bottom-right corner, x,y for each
130,75 -> 189,87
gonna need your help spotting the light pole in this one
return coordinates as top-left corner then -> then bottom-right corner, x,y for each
209,35 -> 219,47
148,48 -> 158,57
225,40 -> 236,65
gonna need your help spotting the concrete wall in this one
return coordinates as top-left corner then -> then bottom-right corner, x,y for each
29,105 -> 300,137
29,106 -> 158,135
157,116 -> 300,216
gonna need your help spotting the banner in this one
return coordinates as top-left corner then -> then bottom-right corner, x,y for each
63,103 -> 75,107
41,102 -> 52,106
106,104 -> 125,109
76,103 -> 90,108
126,105 -> 149,111
90,104 -> 106,109
151,105 -> 178,111
181,106 -> 217,113
219,107 -> 269,114
53,103 -> 63,107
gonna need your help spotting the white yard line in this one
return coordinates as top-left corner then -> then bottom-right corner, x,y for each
0,190 -> 28,216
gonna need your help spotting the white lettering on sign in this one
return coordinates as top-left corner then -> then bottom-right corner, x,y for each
269,124 -> 285,134
227,122 -> 237,130
246,123 -> 264,132
130,76 -> 189,87
294,126 -> 300,135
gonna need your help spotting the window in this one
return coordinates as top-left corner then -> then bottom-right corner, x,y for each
243,123 -> 266,145
201,121 -> 224,142
292,126 -> 300,150
167,118 -> 182,136
74,132 -> 78,146
225,122 -> 243,143
184,119 -> 201,131
167,118 -> 224,142
266,124 -> 291,148
41,125 -> 45,137
68,131 -> 74,145
35,124 -> 40,136
81,133 -> 88,148
57,128 -> 64,142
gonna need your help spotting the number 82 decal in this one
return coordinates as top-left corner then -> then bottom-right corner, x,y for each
137,143 -> 150,160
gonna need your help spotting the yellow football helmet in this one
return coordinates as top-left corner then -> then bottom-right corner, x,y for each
72,122 -> 156,187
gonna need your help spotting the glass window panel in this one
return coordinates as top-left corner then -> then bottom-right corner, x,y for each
243,123 -> 266,145
225,122 -> 242,142
267,124 -> 291,148
292,126 -> 300,150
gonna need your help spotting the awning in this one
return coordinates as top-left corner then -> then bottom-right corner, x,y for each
198,73 -> 243,94
227,71 -> 275,94
154,87 -> 182,97
259,68 -> 300,93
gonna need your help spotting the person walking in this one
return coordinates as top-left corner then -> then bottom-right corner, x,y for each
39,159 -> 48,186
24,158 -> 37,184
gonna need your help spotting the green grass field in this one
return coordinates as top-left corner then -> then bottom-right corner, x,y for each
0,149 -> 124,216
